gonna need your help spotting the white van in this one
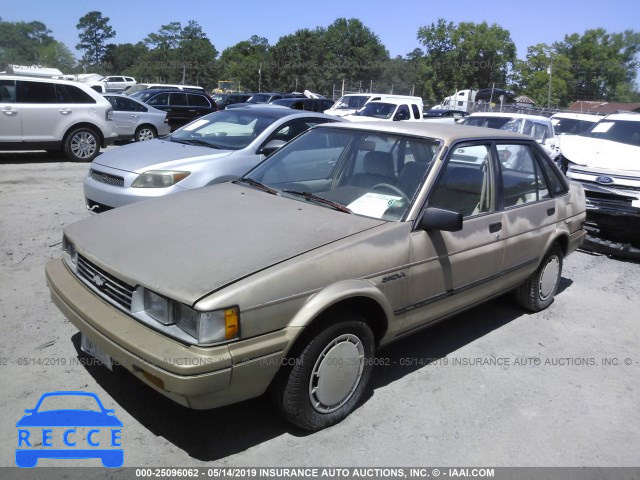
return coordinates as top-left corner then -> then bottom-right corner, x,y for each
325,93 -> 423,117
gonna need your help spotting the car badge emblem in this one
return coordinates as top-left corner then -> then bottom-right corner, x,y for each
595,176 -> 614,185
92,273 -> 105,288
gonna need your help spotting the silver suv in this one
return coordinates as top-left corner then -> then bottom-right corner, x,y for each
0,75 -> 117,161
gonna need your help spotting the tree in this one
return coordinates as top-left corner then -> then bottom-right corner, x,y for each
218,35 -> 271,92
553,28 -> 640,102
413,19 -> 516,104
103,42 -> 148,75
76,11 -> 116,68
270,28 -> 327,92
0,19 -> 55,66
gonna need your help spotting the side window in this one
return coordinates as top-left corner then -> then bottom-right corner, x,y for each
536,150 -> 568,196
270,119 -> 327,143
429,144 -> 495,217
188,94 -> 210,107
147,93 -> 169,106
530,122 -> 548,142
62,85 -> 96,104
0,79 -> 16,102
170,93 -> 188,106
497,144 -> 551,207
411,104 -> 420,119
16,81 -> 57,103
394,105 -> 410,121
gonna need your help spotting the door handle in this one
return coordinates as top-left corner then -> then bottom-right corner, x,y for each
489,222 -> 502,233
547,208 -> 556,216
2,109 -> 17,116
59,109 -> 71,115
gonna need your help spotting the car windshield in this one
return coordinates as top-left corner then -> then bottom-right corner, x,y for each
36,394 -> 102,412
356,102 -> 397,119
243,127 -> 441,221
170,110 -> 281,150
333,95 -> 370,110
583,119 -> 640,146
462,116 -> 513,129
552,117 -> 598,135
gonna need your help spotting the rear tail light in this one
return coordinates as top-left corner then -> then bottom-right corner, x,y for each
105,107 -> 113,121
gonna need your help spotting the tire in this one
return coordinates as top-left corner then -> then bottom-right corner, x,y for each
516,244 -> 563,312
134,124 -> 157,142
271,314 -> 375,431
64,127 -> 100,162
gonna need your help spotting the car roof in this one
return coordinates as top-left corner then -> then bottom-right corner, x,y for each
227,106 -> 337,120
603,113 -> 640,121
314,120 -> 530,142
468,112 -> 551,122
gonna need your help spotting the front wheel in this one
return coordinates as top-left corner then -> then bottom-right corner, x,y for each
64,127 -> 100,162
272,314 -> 375,430
515,244 -> 563,312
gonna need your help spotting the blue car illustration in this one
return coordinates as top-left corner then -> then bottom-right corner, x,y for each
16,391 -> 123,468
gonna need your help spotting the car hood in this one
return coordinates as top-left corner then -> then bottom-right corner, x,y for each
65,183 -> 385,305
92,139 -> 233,173
560,135 -> 640,171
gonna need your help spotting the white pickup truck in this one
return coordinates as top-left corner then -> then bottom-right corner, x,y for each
341,97 -> 425,122
325,94 -> 424,118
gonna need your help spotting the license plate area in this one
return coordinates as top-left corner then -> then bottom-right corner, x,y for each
80,333 -> 113,371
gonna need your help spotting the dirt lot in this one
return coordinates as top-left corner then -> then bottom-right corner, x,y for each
1,151 -> 639,468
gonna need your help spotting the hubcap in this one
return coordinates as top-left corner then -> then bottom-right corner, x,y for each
539,256 -> 560,300
138,128 -> 154,141
309,333 -> 365,413
71,132 -> 97,159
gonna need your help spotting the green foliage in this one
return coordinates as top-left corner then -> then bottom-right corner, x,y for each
0,19 -> 63,68
76,11 -> 116,68
217,35 -> 270,92
414,19 -> 517,105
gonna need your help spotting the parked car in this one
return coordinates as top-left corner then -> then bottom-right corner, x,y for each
424,109 -> 469,119
48,121 -> 586,431
561,113 -> 640,258
84,108 -> 340,211
460,112 -> 558,159
104,94 -> 170,142
550,112 -> 601,136
124,83 -> 205,96
346,98 -> 424,122
226,92 -> 305,109
271,97 -> 335,112
0,75 -> 117,161
129,88 -> 217,130
103,76 -> 136,93
211,93 -> 252,110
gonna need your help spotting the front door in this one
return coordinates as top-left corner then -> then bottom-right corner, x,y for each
400,143 -> 506,333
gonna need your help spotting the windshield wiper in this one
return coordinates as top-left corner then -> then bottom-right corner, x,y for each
235,178 -> 278,195
282,190 -> 351,213
170,137 -> 220,149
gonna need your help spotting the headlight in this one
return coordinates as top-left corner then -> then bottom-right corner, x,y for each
132,170 -> 190,188
143,289 -> 239,345
62,236 -> 77,265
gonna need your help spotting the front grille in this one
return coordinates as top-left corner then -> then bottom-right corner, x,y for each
77,255 -> 134,310
90,169 -> 124,187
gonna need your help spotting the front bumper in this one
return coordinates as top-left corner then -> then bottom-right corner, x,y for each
46,258 -> 298,409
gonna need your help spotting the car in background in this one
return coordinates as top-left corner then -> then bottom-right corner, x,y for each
345,97 -> 424,122
212,93 -> 252,109
460,112 -> 558,159
103,76 -> 136,93
271,97 -> 335,112
424,109 -> 469,120
124,83 -> 205,96
84,108 -> 341,211
0,75 -> 117,161
551,112 -> 601,136
225,92 -> 305,109
562,113 -> 640,258
129,88 -> 217,130
49,122 -> 585,432
103,94 -> 171,142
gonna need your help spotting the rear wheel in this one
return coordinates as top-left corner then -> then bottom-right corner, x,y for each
134,125 -> 157,142
272,313 -> 375,430
64,127 -> 100,162
516,244 -> 563,312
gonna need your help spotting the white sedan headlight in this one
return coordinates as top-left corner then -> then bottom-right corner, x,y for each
143,289 -> 239,345
132,170 -> 190,188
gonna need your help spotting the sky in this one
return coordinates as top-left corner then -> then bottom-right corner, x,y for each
2,0 -> 639,62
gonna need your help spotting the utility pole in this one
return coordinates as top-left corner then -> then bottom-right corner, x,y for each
547,58 -> 553,110
258,63 -> 262,93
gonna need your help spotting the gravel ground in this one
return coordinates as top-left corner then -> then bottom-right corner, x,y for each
1,151 -> 639,469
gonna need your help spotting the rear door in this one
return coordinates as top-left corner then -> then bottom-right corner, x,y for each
0,79 -> 20,142
402,142 -> 506,332
18,80 -> 64,142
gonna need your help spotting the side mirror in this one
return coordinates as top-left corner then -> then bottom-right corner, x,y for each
260,139 -> 287,156
417,207 -> 463,232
